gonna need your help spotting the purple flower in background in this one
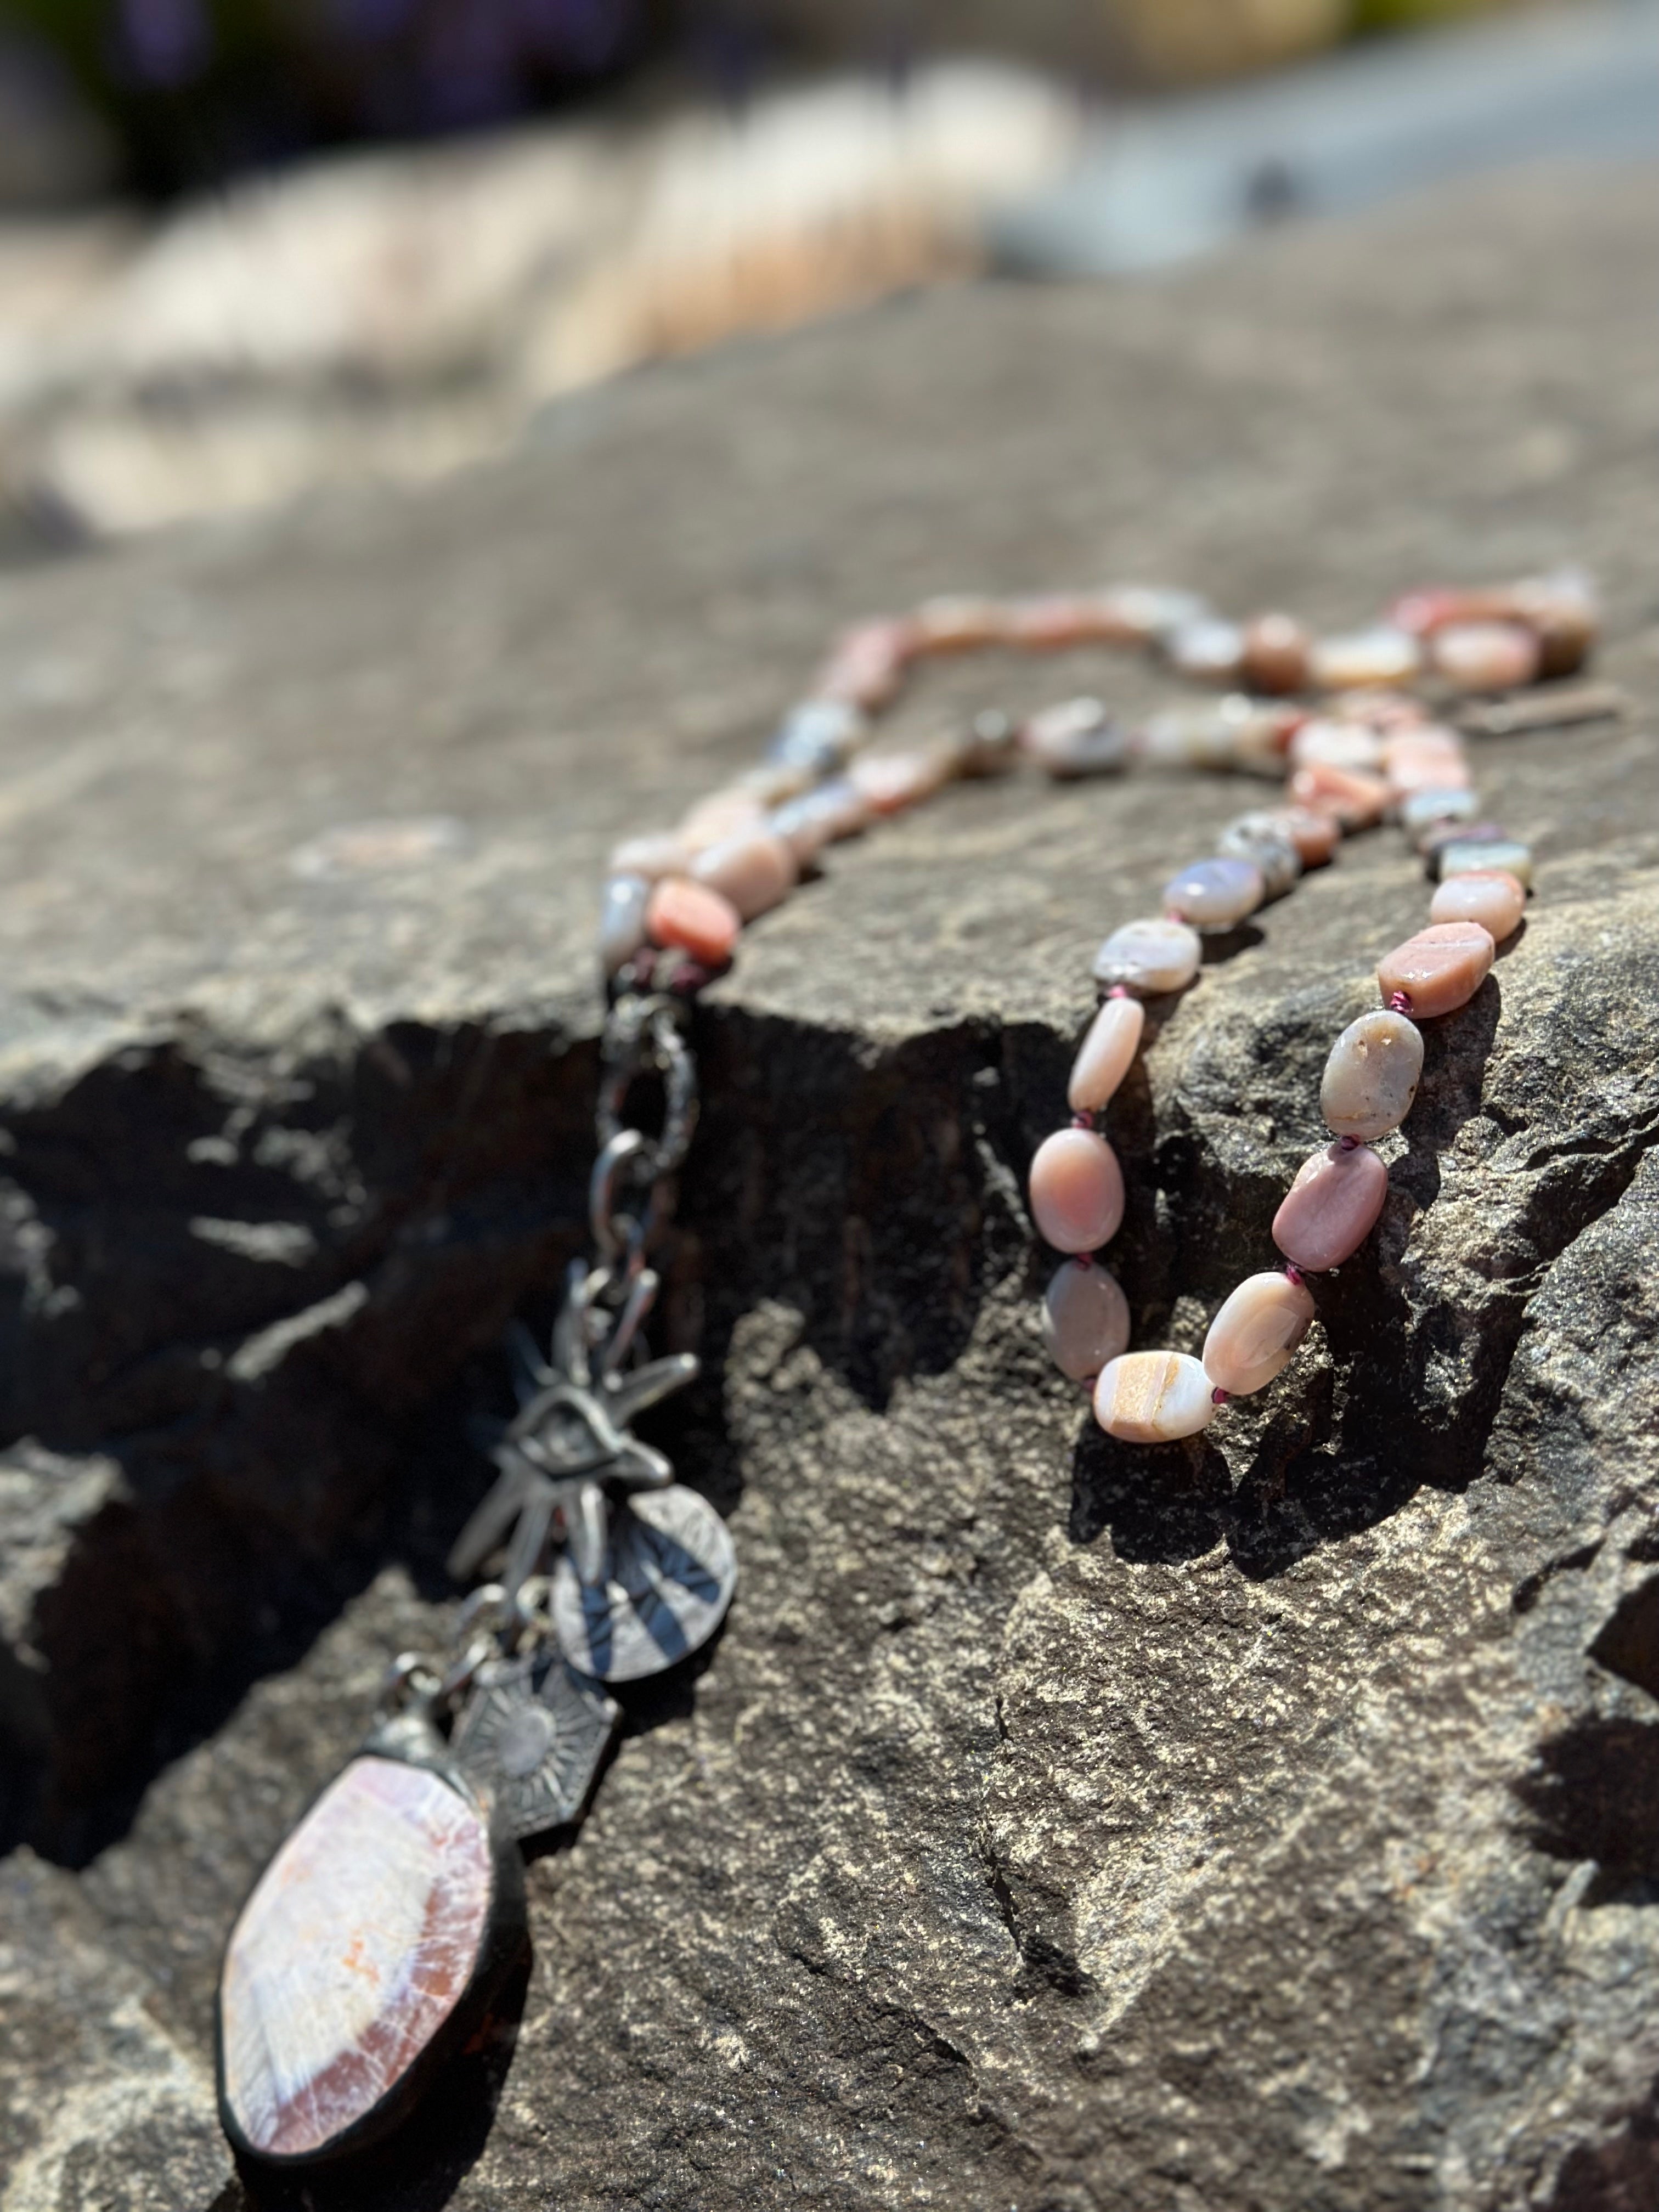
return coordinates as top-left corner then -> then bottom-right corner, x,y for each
116,0 -> 212,86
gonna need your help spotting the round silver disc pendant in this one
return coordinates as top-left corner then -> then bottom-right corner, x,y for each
551,1484 -> 736,1682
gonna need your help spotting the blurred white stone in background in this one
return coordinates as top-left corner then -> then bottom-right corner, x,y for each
0,64 -> 1081,539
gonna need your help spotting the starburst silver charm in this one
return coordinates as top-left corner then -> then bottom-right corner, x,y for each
447,1258 -> 735,1681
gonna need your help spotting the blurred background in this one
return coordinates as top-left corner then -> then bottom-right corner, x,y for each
0,0 -> 1652,543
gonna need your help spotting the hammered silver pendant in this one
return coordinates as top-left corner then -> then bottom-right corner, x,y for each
551,1483 -> 737,1683
452,1652 -> 619,1841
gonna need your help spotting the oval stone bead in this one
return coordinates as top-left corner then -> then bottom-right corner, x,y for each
1103,584 -> 1212,645
1163,856 -> 1264,929
1430,620 -> 1542,691
849,747 -> 953,815
600,874 -> 651,975
1216,815 -> 1301,898
610,832 -> 690,882
1022,697 -> 1126,779
678,788 -> 767,853
1321,1009 -> 1424,1140
1308,626 -> 1423,690
1043,1259 -> 1131,1383
768,697 -> 866,778
1289,719 -> 1384,772
1092,916 -> 1202,996
691,830 -> 798,920
1400,786 -> 1478,847
769,778 -> 871,862
1202,1271 -> 1316,1396
1241,612 -> 1312,694
1430,866 -> 1526,940
1436,834 -> 1532,887
1029,1128 -> 1125,1254
1278,805 -> 1341,867
1165,618 -> 1246,685
1376,920 -> 1496,1018
219,1757 -> 494,2160
912,594 -> 1009,653
1273,1141 -> 1389,1271
1068,995 -> 1146,1114
816,618 -> 917,709
1094,1351 -> 1217,1443
646,876 -> 742,967
1381,730 -> 1471,796
1288,761 -> 1391,829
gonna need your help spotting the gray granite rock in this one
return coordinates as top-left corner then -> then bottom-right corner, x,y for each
4,161 -> 1659,2208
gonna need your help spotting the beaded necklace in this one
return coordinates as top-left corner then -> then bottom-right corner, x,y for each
213,565 -> 1607,2170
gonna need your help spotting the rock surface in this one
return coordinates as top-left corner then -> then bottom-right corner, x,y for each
4,162 -> 1659,2209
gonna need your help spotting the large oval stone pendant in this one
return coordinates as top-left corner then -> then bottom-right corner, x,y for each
217,1743 -> 523,2165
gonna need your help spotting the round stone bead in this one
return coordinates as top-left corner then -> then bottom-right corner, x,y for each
1430,867 -> 1526,940
1512,569 -> 1599,676
1273,1141 -> 1389,1271
1201,1271 -> 1316,1397
1029,1128 -> 1125,1254
600,874 -> 651,975
1165,618 -> 1247,685
1092,917 -> 1203,996
646,877 -> 742,967
1241,612 -> 1312,695
1288,762 -> 1391,829
1399,787 -> 1478,847
1321,1009 -> 1424,1140
1022,697 -> 1126,779
1216,815 -> 1301,898
1436,835 -> 1532,887
1094,1351 -> 1218,1443
1163,856 -> 1265,930
1043,1260 -> 1131,1383
1308,626 -> 1423,690
1376,921 -> 1496,1018
1430,620 -> 1542,691
691,830 -> 798,920
1068,995 -> 1146,1114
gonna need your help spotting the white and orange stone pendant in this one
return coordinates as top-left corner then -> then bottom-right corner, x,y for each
215,1710 -> 527,2169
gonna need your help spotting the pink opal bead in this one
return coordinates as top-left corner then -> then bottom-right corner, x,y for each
1331,689 -> 1429,733
1279,805 -> 1341,867
1288,761 -> 1391,830
691,830 -> 798,921
816,618 -> 918,710
679,789 -> 768,853
1006,594 -> 1124,647
1094,1351 -> 1217,1443
1376,920 -> 1496,1019
1068,995 -> 1146,1114
646,877 -> 742,967
1022,697 -> 1126,779
1201,1271 -> 1316,1397
1308,626 -> 1423,690
769,779 -> 871,863
912,596 -> 1009,653
1163,856 -> 1265,929
1321,1009 -> 1424,1139
610,833 -> 691,882
1029,1128 -> 1125,1254
1092,916 -> 1202,996
1043,1260 -> 1131,1383
1381,729 -> 1470,797
849,747 -> 953,816
1273,1142 -> 1389,1271
1241,612 -> 1312,695
1289,719 -> 1384,772
1430,620 -> 1542,692
1430,867 -> 1527,940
